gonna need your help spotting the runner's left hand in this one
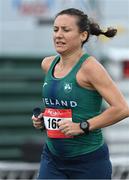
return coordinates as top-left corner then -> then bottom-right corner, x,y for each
57,120 -> 84,136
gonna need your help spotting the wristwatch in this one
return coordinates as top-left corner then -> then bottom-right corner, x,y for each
80,121 -> 90,134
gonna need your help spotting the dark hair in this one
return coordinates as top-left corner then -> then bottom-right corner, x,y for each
55,8 -> 117,46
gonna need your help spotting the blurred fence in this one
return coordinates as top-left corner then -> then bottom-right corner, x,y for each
111,157 -> 129,179
0,162 -> 39,179
0,158 -> 129,179
0,56 -> 45,162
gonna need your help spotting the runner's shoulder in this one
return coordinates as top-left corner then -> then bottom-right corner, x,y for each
41,55 -> 56,73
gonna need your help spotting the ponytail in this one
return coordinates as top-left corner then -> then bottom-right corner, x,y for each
89,22 -> 117,38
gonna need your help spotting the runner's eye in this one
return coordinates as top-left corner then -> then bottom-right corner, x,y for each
63,29 -> 70,32
53,28 -> 58,32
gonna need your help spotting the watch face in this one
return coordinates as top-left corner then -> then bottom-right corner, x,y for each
80,121 -> 89,134
81,122 -> 88,129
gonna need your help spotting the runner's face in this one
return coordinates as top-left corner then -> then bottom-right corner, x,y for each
53,15 -> 83,55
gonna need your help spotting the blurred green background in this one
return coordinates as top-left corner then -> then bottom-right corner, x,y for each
0,55 -> 46,162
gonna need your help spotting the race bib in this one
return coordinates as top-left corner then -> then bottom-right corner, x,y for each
43,108 -> 73,138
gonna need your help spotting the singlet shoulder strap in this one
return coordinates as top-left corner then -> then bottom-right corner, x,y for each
47,55 -> 60,75
72,53 -> 90,75
78,53 -> 90,65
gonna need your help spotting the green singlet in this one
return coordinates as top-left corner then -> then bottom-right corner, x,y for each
42,53 -> 104,157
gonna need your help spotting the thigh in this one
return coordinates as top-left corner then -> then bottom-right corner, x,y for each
66,144 -> 112,179
37,146 -> 67,179
70,158 -> 112,179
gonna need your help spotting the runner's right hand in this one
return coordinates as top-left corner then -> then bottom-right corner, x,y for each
32,113 -> 44,129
